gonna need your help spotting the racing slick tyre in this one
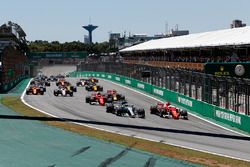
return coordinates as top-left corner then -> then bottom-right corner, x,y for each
70,92 -> 73,97
137,108 -> 145,119
181,110 -> 188,120
120,95 -> 125,100
150,106 -> 157,114
106,104 -> 114,113
40,91 -> 44,95
89,97 -> 95,105
85,96 -> 90,103
117,94 -> 125,100
161,110 -> 170,119
41,87 -> 46,92
106,98 -> 113,103
106,108 -> 112,113
99,87 -> 103,91
26,91 -> 29,95
160,110 -> 168,118
116,110 -> 121,116
54,91 -> 58,96
72,87 -> 77,92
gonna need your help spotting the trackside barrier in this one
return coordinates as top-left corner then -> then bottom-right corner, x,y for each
69,71 -> 250,133
0,75 -> 29,93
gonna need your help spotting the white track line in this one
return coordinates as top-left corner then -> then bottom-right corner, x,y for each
20,78 -> 250,162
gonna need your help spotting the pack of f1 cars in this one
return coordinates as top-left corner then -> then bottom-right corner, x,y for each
56,79 -> 67,87
32,75 -> 51,87
105,89 -> 125,101
54,86 -> 73,97
76,77 -> 98,87
47,75 -> 58,82
76,79 -> 89,87
26,85 -> 45,95
87,77 -> 98,83
85,83 -> 103,91
150,102 -> 188,119
106,101 -> 145,118
85,90 -> 125,105
56,80 -> 77,92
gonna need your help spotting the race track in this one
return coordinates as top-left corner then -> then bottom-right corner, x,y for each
23,66 -> 250,161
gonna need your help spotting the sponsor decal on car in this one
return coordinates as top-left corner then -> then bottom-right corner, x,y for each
137,83 -> 145,89
215,110 -> 241,125
153,88 -> 164,96
177,96 -> 193,107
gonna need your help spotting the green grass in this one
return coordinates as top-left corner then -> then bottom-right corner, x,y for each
2,96 -> 250,167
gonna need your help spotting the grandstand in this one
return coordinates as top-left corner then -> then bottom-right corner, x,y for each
0,21 -> 29,92
120,26 -> 250,72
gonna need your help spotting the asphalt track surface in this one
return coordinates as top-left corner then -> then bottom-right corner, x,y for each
24,66 -> 250,161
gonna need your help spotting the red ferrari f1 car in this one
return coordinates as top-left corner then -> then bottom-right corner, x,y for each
150,102 -> 188,119
85,90 -> 125,106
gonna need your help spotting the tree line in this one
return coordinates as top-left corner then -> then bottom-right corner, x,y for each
27,40 -> 118,53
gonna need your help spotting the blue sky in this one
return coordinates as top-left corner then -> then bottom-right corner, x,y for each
1,0 -> 249,43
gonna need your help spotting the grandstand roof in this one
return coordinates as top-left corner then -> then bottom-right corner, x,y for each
120,26 -> 250,52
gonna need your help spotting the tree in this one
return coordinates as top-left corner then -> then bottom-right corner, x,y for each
27,41 -> 118,53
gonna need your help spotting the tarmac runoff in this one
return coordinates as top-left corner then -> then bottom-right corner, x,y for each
0,79 -> 202,166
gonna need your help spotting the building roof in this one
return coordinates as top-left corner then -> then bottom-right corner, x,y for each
120,26 -> 250,52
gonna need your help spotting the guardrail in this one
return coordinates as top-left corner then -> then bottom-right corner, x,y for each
0,75 -> 29,93
70,71 -> 250,134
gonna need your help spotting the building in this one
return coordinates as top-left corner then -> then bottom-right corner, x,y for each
170,29 -> 189,37
109,33 -> 121,41
110,33 -> 166,50
0,21 -> 29,92
231,20 -> 246,28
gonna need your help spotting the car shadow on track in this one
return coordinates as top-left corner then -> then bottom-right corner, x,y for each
0,114 -> 249,141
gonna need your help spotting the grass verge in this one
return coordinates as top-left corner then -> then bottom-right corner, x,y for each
2,96 -> 250,167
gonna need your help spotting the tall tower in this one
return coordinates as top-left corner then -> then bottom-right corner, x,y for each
82,24 -> 98,44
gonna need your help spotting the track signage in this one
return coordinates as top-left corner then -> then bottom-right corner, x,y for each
125,80 -> 131,85
153,88 -> 164,96
204,62 -> 250,78
215,110 -> 241,125
115,77 -> 120,81
177,96 -> 193,107
137,83 -> 145,89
